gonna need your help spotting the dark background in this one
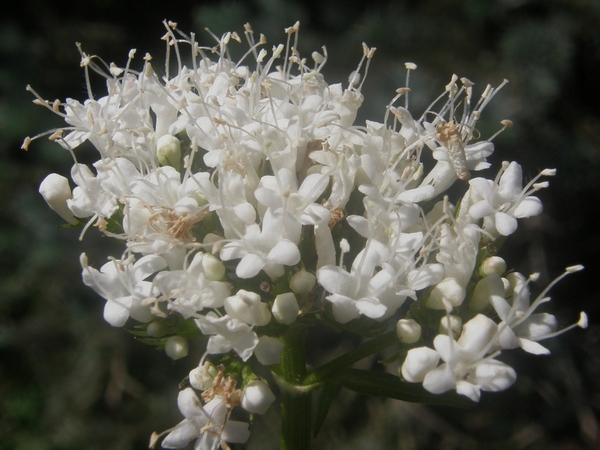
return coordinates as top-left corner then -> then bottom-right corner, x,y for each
1,0 -> 599,448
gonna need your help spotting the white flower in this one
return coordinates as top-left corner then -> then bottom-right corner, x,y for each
421,315 -> 516,401
220,208 -> 301,279
492,267 -> 586,355
224,289 -> 271,326
467,161 -> 547,237
161,388 -> 249,450
194,313 -> 258,362
82,254 -> 167,327
317,240 -> 402,323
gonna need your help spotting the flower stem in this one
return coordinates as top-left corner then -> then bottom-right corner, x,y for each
279,327 -> 311,450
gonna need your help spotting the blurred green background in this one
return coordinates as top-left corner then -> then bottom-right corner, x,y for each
1,0 -> 599,448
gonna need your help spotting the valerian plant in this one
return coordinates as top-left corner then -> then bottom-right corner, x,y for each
25,20 -> 587,450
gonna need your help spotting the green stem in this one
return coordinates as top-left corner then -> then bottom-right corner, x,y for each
279,327 -> 311,450
301,330 -> 397,386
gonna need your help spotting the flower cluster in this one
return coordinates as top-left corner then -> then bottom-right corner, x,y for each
26,20 -> 587,448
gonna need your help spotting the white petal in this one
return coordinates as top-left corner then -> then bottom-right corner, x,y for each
474,359 -> 517,392
103,299 -> 131,327
498,162 -> 522,199
494,211 -> 518,236
161,419 -> 199,448
408,264 -> 444,290
177,388 -> 203,418
518,338 -> 551,355
356,297 -> 387,319
456,380 -> 481,401
401,347 -> 440,382
513,196 -> 543,218
468,200 -> 496,220
397,185 -> 435,203
422,364 -> 456,394
222,420 -> 251,444
236,253 -> 265,279
267,240 -> 300,266
326,293 -> 360,324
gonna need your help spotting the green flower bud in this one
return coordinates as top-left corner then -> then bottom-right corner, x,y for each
156,134 -> 181,170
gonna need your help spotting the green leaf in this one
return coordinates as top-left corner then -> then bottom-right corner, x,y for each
334,369 -> 475,409
313,382 -> 342,437
301,331 -> 397,386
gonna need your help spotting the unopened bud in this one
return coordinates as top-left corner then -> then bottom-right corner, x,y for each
254,336 -> 284,365
156,134 -> 181,170
396,319 -> 422,343
479,256 -> 506,277
272,292 -> 299,325
39,173 -> 78,224
470,273 -> 505,311
242,380 -> 276,414
201,253 -> 226,281
164,336 -> 188,360
146,321 -> 167,337
290,271 -> 316,295
439,315 -> 462,338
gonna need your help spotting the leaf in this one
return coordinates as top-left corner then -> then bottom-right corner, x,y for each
334,369 -> 475,409
314,382 -> 342,437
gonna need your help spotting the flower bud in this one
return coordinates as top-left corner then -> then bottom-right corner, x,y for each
39,173 -> 78,224
470,273 -> 505,311
146,321 -> 167,337
254,336 -> 284,365
225,290 -> 271,326
272,292 -> 299,325
199,253 -> 226,281
479,256 -> 506,277
425,278 -> 466,310
164,336 -> 188,360
289,270 -> 316,295
156,134 -> 181,170
439,315 -> 462,338
396,319 -> 421,344
241,380 -> 276,414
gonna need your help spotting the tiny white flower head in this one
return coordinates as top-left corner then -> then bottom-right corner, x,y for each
241,380 -> 276,415
272,292 -> 300,325
39,173 -> 78,224
254,336 -> 284,365
224,289 -> 271,326
164,335 -> 188,360
396,319 -> 422,344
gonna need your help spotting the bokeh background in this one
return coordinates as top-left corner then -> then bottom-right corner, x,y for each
1,0 -> 599,449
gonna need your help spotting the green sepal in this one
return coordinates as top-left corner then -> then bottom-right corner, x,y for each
334,368 -> 475,408
313,382 -> 342,437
